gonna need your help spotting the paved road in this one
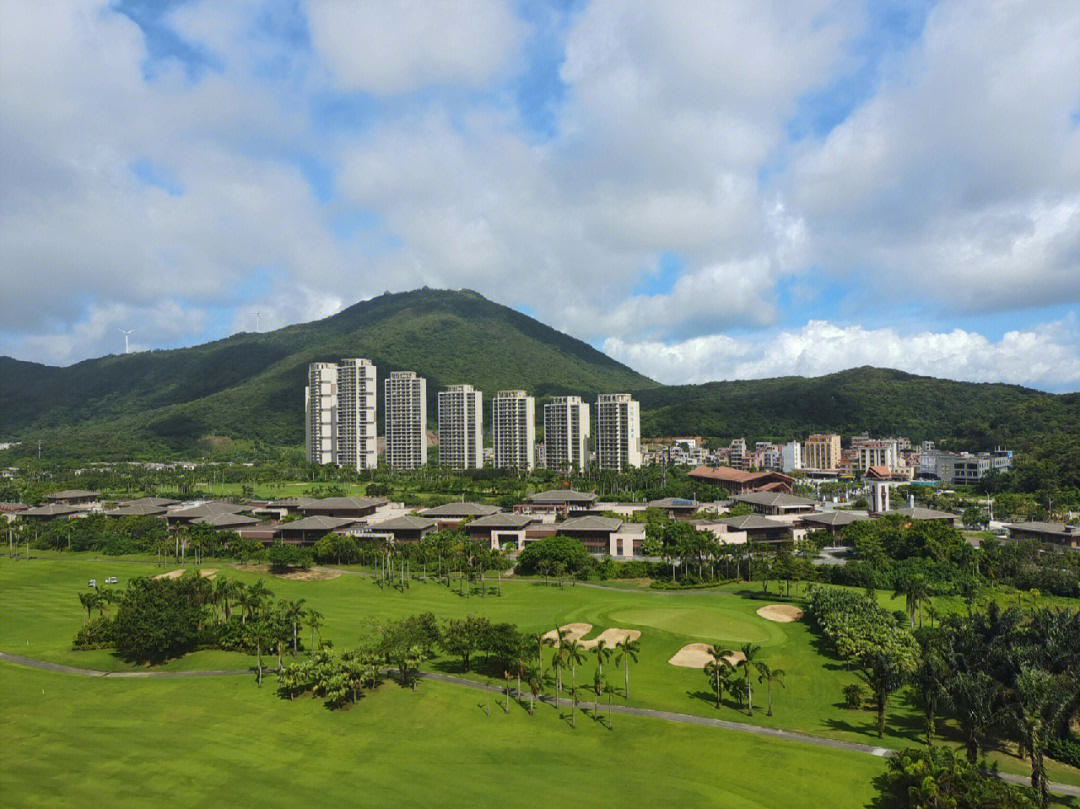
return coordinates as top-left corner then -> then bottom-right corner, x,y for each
3,650 -> 1077,797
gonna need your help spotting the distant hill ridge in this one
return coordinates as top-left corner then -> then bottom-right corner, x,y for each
1,288 -> 1077,457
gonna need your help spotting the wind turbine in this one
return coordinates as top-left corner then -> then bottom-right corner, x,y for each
254,311 -> 261,333
118,328 -> 134,355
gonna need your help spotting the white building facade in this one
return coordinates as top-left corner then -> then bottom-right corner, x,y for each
336,358 -> 378,471
437,384 -> 483,470
492,390 -> 535,471
544,395 -> 590,473
596,393 -> 641,471
781,441 -> 802,473
385,371 -> 427,470
305,362 -> 338,465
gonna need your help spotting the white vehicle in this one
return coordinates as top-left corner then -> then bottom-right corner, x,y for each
106,576 -> 119,585
88,579 -> 97,588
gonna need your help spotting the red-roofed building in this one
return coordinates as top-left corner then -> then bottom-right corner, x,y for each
688,466 -> 794,496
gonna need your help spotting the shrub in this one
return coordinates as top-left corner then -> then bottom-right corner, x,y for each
842,682 -> 867,710
885,747 -> 1035,808
515,535 -> 592,575
1048,735 -> 1080,769
267,542 -> 312,572
72,615 -> 116,650
113,575 -> 214,664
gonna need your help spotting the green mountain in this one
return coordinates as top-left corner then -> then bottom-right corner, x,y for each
1,288 -> 1077,458
0,289 -> 654,455
637,368 -> 1080,450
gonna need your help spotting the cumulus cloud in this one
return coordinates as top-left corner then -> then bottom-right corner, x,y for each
0,0 -> 1077,392
304,0 -> 526,95
604,318 -> 1080,391
788,0 -> 1080,311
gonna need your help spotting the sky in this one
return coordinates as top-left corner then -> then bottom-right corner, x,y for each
1,1 -> 1079,391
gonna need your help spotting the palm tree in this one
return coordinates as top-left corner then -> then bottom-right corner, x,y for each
306,609 -> 324,655
529,632 -> 546,679
215,578 -> 240,623
593,638 -> 611,678
615,637 -> 640,699
284,599 -> 307,657
549,645 -> 565,699
249,620 -> 270,687
857,650 -> 910,739
603,681 -> 618,728
567,684 -> 580,728
592,669 -> 603,720
564,638 -> 585,705
738,643 -> 762,715
526,667 -> 542,715
757,663 -> 786,717
894,574 -> 930,628
704,645 -> 733,709
78,591 -> 99,622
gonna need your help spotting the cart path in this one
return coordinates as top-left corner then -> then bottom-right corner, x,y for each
3,651 -> 1077,797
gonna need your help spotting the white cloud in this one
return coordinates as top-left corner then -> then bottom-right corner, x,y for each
304,0 -> 526,95
788,0 -> 1080,311
605,318 -> 1080,391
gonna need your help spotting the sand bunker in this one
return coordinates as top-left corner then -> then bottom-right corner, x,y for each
233,563 -> 342,581
756,604 -> 804,623
581,628 -> 641,649
154,568 -> 218,581
668,643 -> 745,669
542,623 -> 592,646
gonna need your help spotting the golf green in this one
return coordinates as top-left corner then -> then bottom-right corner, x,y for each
608,606 -> 774,644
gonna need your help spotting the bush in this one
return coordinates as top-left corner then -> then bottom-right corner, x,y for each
267,543 -> 312,572
885,747 -> 1035,808
842,682 -> 867,709
515,535 -> 592,575
1048,735 -> 1080,769
72,615 -> 116,650
113,575 -> 214,664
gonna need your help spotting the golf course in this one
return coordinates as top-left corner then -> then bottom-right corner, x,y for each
2,553 -> 1078,807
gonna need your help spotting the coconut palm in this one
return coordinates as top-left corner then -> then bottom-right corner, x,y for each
306,609 -> 324,655
283,598 -> 307,657
592,669 -> 603,720
77,591 -> 99,622
757,663 -> 786,717
894,573 -> 930,628
549,645 -> 566,698
704,645 -> 734,709
738,643 -> 762,715
526,667 -> 542,715
564,638 -> 585,703
529,632 -> 546,679
615,636 -> 640,699
603,681 -> 618,728
593,638 -> 611,678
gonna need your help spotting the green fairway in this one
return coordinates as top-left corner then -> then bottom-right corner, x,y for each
0,661 -> 888,808
608,605 -> 775,644
3,554 -> 1078,793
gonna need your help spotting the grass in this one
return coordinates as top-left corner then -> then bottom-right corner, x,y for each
0,661 -> 890,809
2,553 -> 1078,792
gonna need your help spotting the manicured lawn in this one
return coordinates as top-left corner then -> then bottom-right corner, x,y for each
0,661 -> 889,808
3,554 -> 1078,790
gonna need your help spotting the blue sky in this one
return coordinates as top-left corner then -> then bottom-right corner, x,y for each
1,0 -> 1078,390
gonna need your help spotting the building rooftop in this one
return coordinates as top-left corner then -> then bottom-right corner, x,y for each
121,497 -> 179,508
44,489 -> 99,501
193,513 -> 260,528
558,515 -> 623,532
526,489 -> 597,505
167,501 -> 248,519
105,502 -> 169,517
688,466 -> 795,486
418,502 -> 501,519
886,507 -> 956,521
733,492 -> 817,509
721,514 -> 790,531
302,496 -> 388,511
801,511 -> 871,527
21,503 -> 80,516
370,515 -> 436,531
647,497 -> 700,510
1009,521 -> 1078,538
467,513 -> 537,530
280,516 -> 360,532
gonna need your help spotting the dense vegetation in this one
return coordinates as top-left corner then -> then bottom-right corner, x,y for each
2,288 -> 1077,460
